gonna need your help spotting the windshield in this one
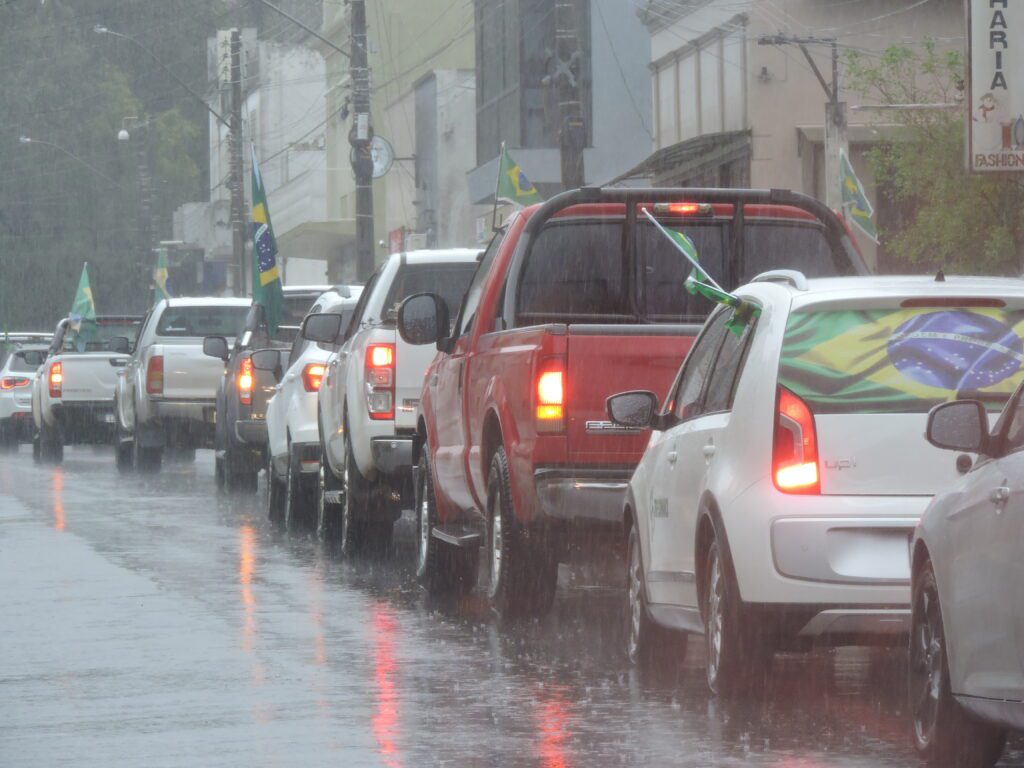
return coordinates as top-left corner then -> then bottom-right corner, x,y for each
780,306 -> 1024,414
156,306 -> 248,338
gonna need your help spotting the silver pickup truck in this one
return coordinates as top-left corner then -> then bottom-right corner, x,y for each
31,316 -> 142,463
113,298 -> 250,472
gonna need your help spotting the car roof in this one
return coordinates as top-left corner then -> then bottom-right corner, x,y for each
162,297 -> 252,309
396,248 -> 482,265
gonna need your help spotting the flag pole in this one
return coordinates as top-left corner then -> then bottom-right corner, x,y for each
491,142 -> 504,233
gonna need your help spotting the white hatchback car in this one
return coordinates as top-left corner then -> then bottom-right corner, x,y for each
908,385 -> 1024,767
0,345 -> 48,447
609,272 -> 1024,695
263,288 -> 361,530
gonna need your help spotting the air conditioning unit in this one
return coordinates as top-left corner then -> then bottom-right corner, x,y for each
404,233 -> 428,251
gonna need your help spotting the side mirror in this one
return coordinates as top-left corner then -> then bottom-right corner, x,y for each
301,312 -> 343,344
398,293 -> 449,347
203,335 -> 230,362
107,336 -> 131,354
250,348 -> 283,382
606,390 -> 659,430
927,400 -> 988,454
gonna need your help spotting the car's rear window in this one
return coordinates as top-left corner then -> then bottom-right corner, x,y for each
517,214 -> 847,325
9,349 -> 47,372
779,307 -> 1024,414
62,320 -> 141,352
382,263 -> 477,321
156,306 -> 248,338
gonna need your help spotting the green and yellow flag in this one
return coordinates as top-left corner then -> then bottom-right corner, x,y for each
496,143 -> 542,206
153,247 -> 171,304
840,149 -> 878,244
250,144 -> 285,334
68,262 -> 97,352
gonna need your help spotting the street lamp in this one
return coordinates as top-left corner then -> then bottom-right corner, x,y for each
18,135 -> 124,188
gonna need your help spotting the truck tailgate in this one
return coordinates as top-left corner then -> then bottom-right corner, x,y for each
160,345 -> 225,400
57,354 -> 126,403
566,325 -> 697,464
396,335 -> 435,430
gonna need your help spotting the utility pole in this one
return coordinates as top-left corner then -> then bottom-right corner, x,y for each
229,28 -> 248,296
349,0 -> 375,281
554,0 -> 585,190
758,35 -> 847,210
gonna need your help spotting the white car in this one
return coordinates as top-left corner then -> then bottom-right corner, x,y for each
609,272 -> 1024,695
908,386 -> 1024,767
0,344 -> 47,448
263,288 -> 361,530
114,297 -> 250,472
312,249 -> 479,553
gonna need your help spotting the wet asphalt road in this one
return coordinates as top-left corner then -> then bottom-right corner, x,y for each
1,446 -> 1022,767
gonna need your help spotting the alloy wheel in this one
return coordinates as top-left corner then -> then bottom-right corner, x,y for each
316,465 -> 327,540
627,533 -> 643,663
706,548 -> 724,686
417,472 -> 430,575
911,580 -> 944,747
489,490 -> 503,597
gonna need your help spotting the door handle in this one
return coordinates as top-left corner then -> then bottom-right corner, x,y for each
666,451 -> 678,464
329,359 -> 338,367
991,486 -> 1010,505
703,443 -> 716,459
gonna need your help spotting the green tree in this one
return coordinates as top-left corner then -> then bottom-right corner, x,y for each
846,40 -> 1024,275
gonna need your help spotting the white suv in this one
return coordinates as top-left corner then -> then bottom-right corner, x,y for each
610,272 -> 1024,695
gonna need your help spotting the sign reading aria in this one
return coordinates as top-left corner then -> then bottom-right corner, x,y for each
968,0 -> 1024,172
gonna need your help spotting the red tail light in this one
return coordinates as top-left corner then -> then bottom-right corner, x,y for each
237,356 -> 254,405
1,377 -> 30,390
652,202 -> 713,216
365,343 -> 395,420
48,362 -> 63,398
302,363 -> 326,392
146,355 -> 164,396
535,358 -> 566,433
773,386 -> 819,494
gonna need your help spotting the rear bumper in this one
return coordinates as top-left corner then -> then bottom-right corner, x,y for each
52,401 -> 117,442
235,418 -> 267,446
0,394 -> 32,420
370,436 -> 414,476
148,397 -> 216,423
533,467 -> 632,525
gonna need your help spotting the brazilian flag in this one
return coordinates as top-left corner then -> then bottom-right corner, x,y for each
495,143 -> 542,206
153,247 -> 171,305
250,144 -> 285,334
840,150 -> 878,244
780,308 -> 1024,414
68,262 -> 98,352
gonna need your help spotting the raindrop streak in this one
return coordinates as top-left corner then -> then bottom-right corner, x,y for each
372,605 -> 402,768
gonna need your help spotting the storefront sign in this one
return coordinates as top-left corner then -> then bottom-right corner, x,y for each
968,0 -> 1024,172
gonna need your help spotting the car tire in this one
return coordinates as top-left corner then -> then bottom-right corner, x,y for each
703,534 -> 772,697
910,560 -> 1007,768
339,428 -> 376,557
626,523 -> 686,665
317,460 -> 343,542
416,451 -> 477,596
38,420 -> 63,464
284,447 -> 315,531
485,446 -> 554,620
132,436 -> 162,474
31,430 -> 41,463
267,455 -> 284,524
224,449 -> 258,494
115,438 -> 133,473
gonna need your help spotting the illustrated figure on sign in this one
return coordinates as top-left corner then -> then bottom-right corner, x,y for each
973,93 -> 1007,151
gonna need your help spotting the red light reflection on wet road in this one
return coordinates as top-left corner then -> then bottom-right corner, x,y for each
371,605 -> 401,768
51,469 -> 64,531
535,687 -> 572,768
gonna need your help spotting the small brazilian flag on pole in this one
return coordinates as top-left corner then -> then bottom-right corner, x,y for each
68,262 -> 98,352
840,149 -> 878,244
153,247 -> 171,304
495,143 -> 542,206
250,144 -> 285,334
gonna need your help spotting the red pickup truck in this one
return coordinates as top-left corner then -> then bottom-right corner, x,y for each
397,187 -> 866,619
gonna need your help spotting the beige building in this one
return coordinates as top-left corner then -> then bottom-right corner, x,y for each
317,1 -> 478,282
631,0 -> 964,270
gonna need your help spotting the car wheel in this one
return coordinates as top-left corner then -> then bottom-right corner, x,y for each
317,459 -> 343,542
485,446 -> 554,620
132,435 -> 162,474
910,560 -> 1006,768
115,438 -> 134,473
31,430 -> 41,463
267,455 -> 284,524
416,451 -> 477,596
38,420 -> 64,464
626,523 -> 685,665
284,448 -> 315,531
340,428 -> 372,557
224,449 -> 258,494
703,534 -> 771,697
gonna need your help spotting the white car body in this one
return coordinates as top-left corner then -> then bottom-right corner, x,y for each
627,274 -> 1024,652
318,249 -> 480,503
0,345 -> 47,442
116,298 -> 251,455
266,289 -> 361,480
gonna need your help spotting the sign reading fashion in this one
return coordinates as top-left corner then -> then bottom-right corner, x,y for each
968,0 -> 1024,172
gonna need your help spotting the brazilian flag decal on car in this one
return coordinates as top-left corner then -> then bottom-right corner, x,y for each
779,308 -> 1024,414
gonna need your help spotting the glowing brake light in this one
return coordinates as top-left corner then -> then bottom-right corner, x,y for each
237,356 -> 254,405
302,363 -> 326,392
1,377 -> 30,390
146,355 -> 164,396
652,202 -> 713,216
366,343 -> 395,420
48,362 -> 63,398
535,361 -> 566,432
773,386 -> 820,494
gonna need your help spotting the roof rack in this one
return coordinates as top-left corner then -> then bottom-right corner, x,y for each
750,269 -> 808,291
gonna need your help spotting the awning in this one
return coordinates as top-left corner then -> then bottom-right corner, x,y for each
609,130 -> 752,185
